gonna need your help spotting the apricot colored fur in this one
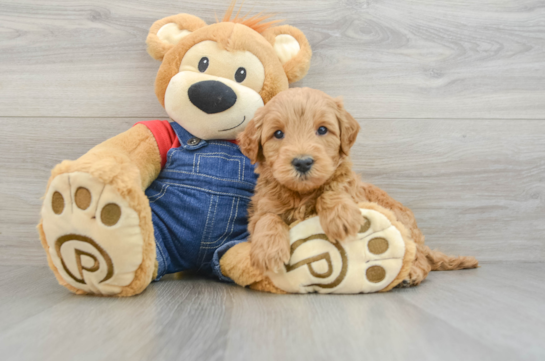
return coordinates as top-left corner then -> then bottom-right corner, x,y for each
238,88 -> 478,285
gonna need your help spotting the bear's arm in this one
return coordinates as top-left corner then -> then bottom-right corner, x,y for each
77,124 -> 161,190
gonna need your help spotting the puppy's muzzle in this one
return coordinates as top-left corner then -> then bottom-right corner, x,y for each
292,157 -> 314,174
188,80 -> 237,114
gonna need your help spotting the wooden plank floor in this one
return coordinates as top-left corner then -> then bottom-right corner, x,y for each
0,263 -> 543,361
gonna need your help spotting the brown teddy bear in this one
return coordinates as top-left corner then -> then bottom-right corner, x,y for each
39,7 -> 313,296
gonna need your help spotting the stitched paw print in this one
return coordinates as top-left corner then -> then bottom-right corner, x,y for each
41,172 -> 144,295
266,207 -> 410,294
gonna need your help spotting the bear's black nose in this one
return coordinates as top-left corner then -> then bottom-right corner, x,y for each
188,80 -> 237,114
292,157 -> 314,174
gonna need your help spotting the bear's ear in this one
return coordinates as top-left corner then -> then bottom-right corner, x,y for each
261,25 -> 312,83
146,14 -> 207,61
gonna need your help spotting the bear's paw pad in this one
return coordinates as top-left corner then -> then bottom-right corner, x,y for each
41,172 -> 144,295
266,208 -> 407,294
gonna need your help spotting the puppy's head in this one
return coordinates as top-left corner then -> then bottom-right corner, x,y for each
238,88 -> 360,192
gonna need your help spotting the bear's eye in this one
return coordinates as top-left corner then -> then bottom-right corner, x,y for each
274,130 -> 284,139
198,57 -> 209,72
235,67 -> 246,83
317,126 -> 328,135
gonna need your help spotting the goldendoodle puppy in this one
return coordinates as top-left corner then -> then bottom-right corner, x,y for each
238,87 -> 478,286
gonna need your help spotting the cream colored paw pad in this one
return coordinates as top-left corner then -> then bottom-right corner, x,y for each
266,208 -> 406,294
41,172 -> 144,295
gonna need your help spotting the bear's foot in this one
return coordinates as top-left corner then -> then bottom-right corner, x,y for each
222,203 -> 416,294
39,172 -> 155,296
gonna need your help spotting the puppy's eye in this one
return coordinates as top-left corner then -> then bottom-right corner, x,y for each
273,130 -> 284,139
198,57 -> 209,72
235,67 -> 247,83
317,126 -> 328,135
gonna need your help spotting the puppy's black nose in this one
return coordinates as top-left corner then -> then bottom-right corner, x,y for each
188,80 -> 237,114
292,157 -> 314,174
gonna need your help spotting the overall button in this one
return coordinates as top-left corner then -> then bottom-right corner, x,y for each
187,137 -> 201,146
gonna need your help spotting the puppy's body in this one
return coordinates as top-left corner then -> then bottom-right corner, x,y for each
239,88 -> 477,285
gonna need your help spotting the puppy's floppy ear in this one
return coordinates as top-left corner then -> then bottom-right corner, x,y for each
147,14 -> 207,61
238,108 -> 265,164
334,97 -> 360,157
261,25 -> 312,84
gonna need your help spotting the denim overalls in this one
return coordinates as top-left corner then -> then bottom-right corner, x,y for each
145,122 -> 258,281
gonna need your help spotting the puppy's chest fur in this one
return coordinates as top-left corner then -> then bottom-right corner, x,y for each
248,160 -> 369,233
281,195 -> 320,225
251,177 -> 322,226
255,164 -> 363,226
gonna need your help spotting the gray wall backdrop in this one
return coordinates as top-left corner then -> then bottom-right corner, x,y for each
1,0 -> 544,266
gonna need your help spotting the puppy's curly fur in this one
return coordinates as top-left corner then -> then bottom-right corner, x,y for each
238,88 -> 478,285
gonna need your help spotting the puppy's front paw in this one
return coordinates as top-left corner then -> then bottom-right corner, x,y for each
250,232 -> 290,274
319,202 -> 363,243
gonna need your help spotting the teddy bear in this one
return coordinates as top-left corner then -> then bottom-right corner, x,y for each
38,6 -> 424,297
38,7 -> 312,296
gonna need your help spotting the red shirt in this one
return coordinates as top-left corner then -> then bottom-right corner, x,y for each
135,120 -> 237,169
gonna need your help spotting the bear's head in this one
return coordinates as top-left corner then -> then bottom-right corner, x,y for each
146,7 -> 312,140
